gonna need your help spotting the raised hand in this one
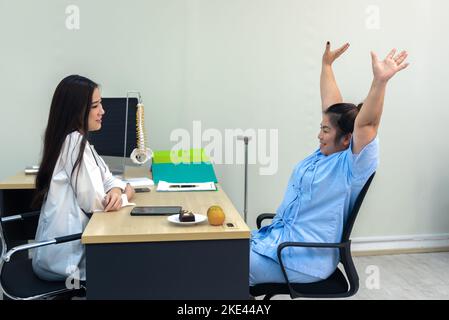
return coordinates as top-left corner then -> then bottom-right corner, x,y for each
322,41 -> 350,66
371,49 -> 409,83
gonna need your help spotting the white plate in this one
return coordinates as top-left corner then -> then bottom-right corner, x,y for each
167,213 -> 207,225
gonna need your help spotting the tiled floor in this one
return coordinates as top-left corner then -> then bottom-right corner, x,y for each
265,252 -> 449,300
2,252 -> 449,300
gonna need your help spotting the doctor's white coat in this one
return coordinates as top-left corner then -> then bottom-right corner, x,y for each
32,131 -> 126,281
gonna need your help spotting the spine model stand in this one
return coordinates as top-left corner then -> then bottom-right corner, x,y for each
130,102 -> 153,165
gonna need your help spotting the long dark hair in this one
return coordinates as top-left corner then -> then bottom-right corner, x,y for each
324,102 -> 363,143
32,75 -> 98,209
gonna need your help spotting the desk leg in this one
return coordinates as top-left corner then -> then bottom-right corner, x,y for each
86,238 -> 249,300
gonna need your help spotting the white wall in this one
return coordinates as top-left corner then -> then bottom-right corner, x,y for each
1,0 -> 448,237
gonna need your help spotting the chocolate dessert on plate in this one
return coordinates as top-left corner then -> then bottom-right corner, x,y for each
179,210 -> 195,222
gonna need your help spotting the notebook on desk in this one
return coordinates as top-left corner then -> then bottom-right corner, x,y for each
152,148 -> 218,191
151,162 -> 218,184
153,149 -> 210,164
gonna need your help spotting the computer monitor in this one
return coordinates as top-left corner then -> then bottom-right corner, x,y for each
88,97 -> 138,174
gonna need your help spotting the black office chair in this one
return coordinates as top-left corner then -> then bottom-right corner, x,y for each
250,172 -> 376,300
0,211 -> 86,300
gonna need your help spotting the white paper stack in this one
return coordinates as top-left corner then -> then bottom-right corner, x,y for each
123,177 -> 154,188
24,165 -> 39,175
93,194 -> 136,212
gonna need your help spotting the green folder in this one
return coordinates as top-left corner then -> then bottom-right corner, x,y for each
153,149 -> 209,164
152,162 -> 218,184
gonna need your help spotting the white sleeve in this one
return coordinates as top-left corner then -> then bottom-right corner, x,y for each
59,133 -> 107,213
89,147 -> 127,192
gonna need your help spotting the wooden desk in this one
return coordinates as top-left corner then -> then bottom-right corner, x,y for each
0,172 -> 35,190
0,169 -> 251,299
83,186 -> 249,243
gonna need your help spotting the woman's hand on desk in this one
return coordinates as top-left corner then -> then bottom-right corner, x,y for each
104,188 -> 123,212
125,183 -> 135,201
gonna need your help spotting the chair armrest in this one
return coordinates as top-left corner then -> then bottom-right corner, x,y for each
256,213 -> 276,229
278,241 -> 348,250
2,233 -> 82,263
1,211 -> 40,223
55,233 -> 82,244
276,241 -> 350,299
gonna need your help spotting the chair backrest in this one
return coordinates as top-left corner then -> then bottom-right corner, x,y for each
1,190 -> 40,244
341,172 -> 376,242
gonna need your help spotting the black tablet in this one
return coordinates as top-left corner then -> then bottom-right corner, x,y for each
130,206 -> 182,216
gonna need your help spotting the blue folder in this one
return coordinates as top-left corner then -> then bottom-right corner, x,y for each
152,162 -> 218,184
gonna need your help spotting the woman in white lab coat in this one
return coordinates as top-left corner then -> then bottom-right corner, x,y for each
32,75 -> 135,282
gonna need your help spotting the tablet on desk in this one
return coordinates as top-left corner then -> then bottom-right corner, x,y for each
130,206 -> 182,216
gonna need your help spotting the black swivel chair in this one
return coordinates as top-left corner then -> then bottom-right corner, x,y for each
250,172 -> 376,300
0,211 -> 85,300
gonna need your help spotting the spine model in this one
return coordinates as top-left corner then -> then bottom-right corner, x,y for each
130,103 -> 153,165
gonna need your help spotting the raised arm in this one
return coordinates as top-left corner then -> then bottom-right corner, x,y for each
321,41 -> 350,111
352,49 -> 409,154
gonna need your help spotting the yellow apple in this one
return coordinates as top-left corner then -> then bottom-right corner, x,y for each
207,205 -> 225,226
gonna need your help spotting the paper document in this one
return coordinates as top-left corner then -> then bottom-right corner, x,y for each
120,194 -> 136,207
157,181 -> 216,192
123,177 -> 154,187
93,194 -> 136,212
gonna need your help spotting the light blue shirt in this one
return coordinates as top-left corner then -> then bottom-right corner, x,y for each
251,137 -> 379,279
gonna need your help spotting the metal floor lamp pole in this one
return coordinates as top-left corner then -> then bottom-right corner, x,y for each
238,136 -> 251,223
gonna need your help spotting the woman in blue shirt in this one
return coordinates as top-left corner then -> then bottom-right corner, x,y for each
250,42 -> 409,285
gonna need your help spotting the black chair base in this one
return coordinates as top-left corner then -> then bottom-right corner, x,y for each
1,258 -> 84,300
250,267 -> 349,299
